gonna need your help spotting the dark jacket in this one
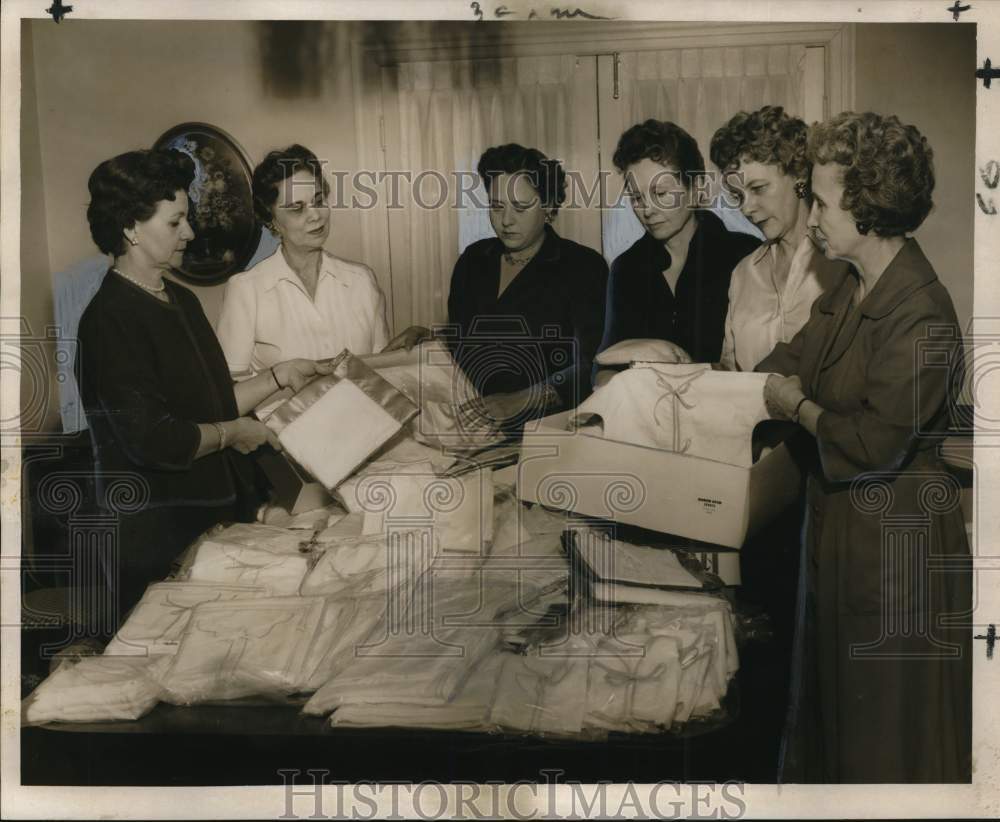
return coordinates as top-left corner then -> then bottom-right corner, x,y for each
599,211 -> 760,364
757,239 -> 971,783
77,272 -> 261,513
446,226 -> 608,409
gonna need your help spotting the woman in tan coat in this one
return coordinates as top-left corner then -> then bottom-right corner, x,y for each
759,112 -> 971,783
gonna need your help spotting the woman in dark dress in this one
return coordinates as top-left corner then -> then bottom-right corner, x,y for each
759,112 -> 971,783
595,119 -> 760,382
78,149 -> 329,630
445,144 -> 608,428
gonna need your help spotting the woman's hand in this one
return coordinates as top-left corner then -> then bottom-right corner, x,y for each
764,374 -> 806,420
228,418 -> 281,454
272,358 -> 335,393
595,338 -> 693,366
383,325 -> 433,352
456,388 -> 540,431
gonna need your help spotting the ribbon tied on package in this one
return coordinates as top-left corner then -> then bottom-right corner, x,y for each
264,351 -> 419,491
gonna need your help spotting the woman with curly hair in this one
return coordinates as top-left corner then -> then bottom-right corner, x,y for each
593,119 -> 760,381
216,144 -> 426,376
758,112 -> 971,782
78,149 -> 330,627
710,106 -> 846,371
443,143 -> 608,426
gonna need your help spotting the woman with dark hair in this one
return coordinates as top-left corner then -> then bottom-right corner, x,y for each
758,112 -> 971,782
594,119 -> 760,382
216,144 -> 423,377
78,149 -> 330,626
710,106 -> 845,372
443,143 -> 608,426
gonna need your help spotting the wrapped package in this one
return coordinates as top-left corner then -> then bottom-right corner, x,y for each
156,596 -> 327,704
264,351 -> 418,490
301,593 -> 390,691
301,531 -> 436,599
104,581 -> 267,657
570,364 -> 771,468
22,655 -> 167,725
343,462 -> 494,556
489,650 -> 591,736
303,573 -> 508,715
363,341 -> 502,451
186,539 -> 313,595
329,648 -> 504,731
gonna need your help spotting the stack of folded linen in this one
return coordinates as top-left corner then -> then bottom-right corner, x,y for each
303,575 -> 518,717
184,535 -> 316,595
104,581 -> 268,657
22,655 -> 167,724
328,650 -> 505,731
156,596 -> 328,704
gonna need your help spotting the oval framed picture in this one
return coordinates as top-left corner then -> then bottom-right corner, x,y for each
153,122 -> 261,285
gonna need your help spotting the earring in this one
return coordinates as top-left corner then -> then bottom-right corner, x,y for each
126,234 -> 138,247
793,179 -> 808,199
855,222 -> 871,235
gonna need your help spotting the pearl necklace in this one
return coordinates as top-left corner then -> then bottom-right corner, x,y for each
112,267 -> 166,294
503,250 -> 535,267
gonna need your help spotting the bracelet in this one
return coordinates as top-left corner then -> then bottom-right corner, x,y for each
212,421 -> 227,451
270,367 -> 282,390
792,396 -> 809,424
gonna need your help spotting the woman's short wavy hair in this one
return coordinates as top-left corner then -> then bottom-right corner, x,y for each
87,149 -> 195,256
252,144 -> 330,225
477,144 -> 567,212
612,120 -> 705,189
808,111 -> 935,236
709,105 -> 809,181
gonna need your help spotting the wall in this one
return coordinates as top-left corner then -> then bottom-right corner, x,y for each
25,19 -> 369,324
854,22 -> 976,331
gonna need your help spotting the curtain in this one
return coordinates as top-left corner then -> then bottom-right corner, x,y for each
385,54 -> 585,328
604,44 -> 808,261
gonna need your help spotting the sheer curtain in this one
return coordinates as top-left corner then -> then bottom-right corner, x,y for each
603,44 -> 808,262
383,55 -> 587,329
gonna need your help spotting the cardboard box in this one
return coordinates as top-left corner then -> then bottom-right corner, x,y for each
256,448 -> 333,515
516,411 -> 803,553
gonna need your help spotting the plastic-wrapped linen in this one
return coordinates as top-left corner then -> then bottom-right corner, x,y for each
300,593 -> 389,691
301,531 -> 436,599
22,655 -> 166,724
156,596 -> 326,704
344,462 -> 494,556
104,582 -> 267,657
329,649 -> 504,731
489,647 -> 591,736
303,573 -> 507,716
186,539 -> 313,596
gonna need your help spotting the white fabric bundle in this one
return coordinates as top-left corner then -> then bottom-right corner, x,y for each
23,655 -> 166,724
301,593 -> 389,691
348,463 -> 494,556
584,633 -> 682,731
156,596 -> 326,704
570,365 -> 771,468
489,651 -> 590,735
301,531 -> 436,598
329,652 -> 504,731
187,539 -> 312,595
105,582 -> 267,657
303,575 -> 504,715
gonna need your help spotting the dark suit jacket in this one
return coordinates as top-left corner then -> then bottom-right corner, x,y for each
446,226 -> 608,409
599,211 -> 760,364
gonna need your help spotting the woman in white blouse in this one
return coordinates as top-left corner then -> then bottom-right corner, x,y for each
710,107 -> 846,372
217,145 -> 415,378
